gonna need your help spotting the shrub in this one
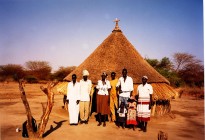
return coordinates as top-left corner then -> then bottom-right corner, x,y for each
177,87 -> 204,99
25,76 -> 38,83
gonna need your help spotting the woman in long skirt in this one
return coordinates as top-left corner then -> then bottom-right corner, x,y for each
96,72 -> 111,127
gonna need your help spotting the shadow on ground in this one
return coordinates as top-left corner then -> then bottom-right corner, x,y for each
43,120 -> 67,137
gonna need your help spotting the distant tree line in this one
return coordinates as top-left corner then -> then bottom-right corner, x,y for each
145,52 -> 204,87
0,61 -> 76,83
0,53 -> 203,87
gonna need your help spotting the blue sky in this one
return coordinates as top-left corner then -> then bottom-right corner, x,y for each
0,0 -> 203,71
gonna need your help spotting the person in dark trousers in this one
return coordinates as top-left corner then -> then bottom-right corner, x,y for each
117,102 -> 127,129
96,72 -> 111,127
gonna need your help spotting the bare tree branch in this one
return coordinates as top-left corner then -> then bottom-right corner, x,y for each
173,53 -> 196,72
37,82 -> 58,138
19,80 -> 37,138
19,80 -> 58,139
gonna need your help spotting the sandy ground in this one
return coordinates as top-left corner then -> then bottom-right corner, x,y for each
0,83 -> 204,140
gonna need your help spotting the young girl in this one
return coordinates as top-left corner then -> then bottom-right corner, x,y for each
117,102 -> 127,129
126,96 -> 137,130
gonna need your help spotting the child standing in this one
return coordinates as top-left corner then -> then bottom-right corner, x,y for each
117,102 -> 127,129
126,96 -> 137,130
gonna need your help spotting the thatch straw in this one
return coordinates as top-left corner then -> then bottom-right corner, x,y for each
64,27 -> 176,100
151,83 -> 177,100
53,82 -> 68,95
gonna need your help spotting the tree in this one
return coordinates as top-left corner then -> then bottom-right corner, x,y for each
52,66 -> 76,81
145,58 -> 159,68
173,53 -> 200,72
145,57 -> 173,70
173,53 -> 204,87
158,57 -> 173,70
178,61 -> 204,87
0,64 -> 25,81
25,61 -> 52,80
145,57 -> 182,87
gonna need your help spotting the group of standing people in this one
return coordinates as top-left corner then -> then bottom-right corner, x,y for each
66,68 -> 153,132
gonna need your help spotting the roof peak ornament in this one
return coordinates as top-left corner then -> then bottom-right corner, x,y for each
112,18 -> 122,32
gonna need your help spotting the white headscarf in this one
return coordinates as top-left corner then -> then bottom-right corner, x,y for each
83,70 -> 89,76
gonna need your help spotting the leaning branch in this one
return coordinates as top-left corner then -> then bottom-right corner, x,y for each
19,80 -> 37,138
37,82 -> 57,138
19,80 -> 58,139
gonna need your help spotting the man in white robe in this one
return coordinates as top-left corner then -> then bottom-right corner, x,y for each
67,74 -> 80,125
136,76 -> 153,132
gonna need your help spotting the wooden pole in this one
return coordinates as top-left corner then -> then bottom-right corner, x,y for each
151,102 -> 156,116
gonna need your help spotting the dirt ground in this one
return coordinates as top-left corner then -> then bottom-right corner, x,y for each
0,83 -> 204,140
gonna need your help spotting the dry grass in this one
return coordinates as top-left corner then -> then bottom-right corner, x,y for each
176,87 -> 204,99
0,82 -> 46,99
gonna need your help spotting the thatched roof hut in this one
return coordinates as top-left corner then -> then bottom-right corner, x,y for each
64,19 -> 177,116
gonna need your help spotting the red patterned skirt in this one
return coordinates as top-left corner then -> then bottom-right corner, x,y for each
137,98 -> 151,122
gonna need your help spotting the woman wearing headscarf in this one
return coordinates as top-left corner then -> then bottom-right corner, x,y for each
96,72 -> 111,127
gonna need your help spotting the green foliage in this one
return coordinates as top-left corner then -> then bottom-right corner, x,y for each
146,57 -> 183,87
146,53 -> 204,87
158,57 -> 173,70
157,68 -> 183,87
145,59 -> 159,68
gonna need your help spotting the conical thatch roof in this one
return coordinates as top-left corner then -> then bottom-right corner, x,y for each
65,22 -> 169,84
64,20 -> 177,100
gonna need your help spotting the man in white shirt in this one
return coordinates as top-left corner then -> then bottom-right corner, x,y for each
79,70 -> 92,124
136,76 -> 153,132
67,74 -> 80,125
116,68 -> 134,108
